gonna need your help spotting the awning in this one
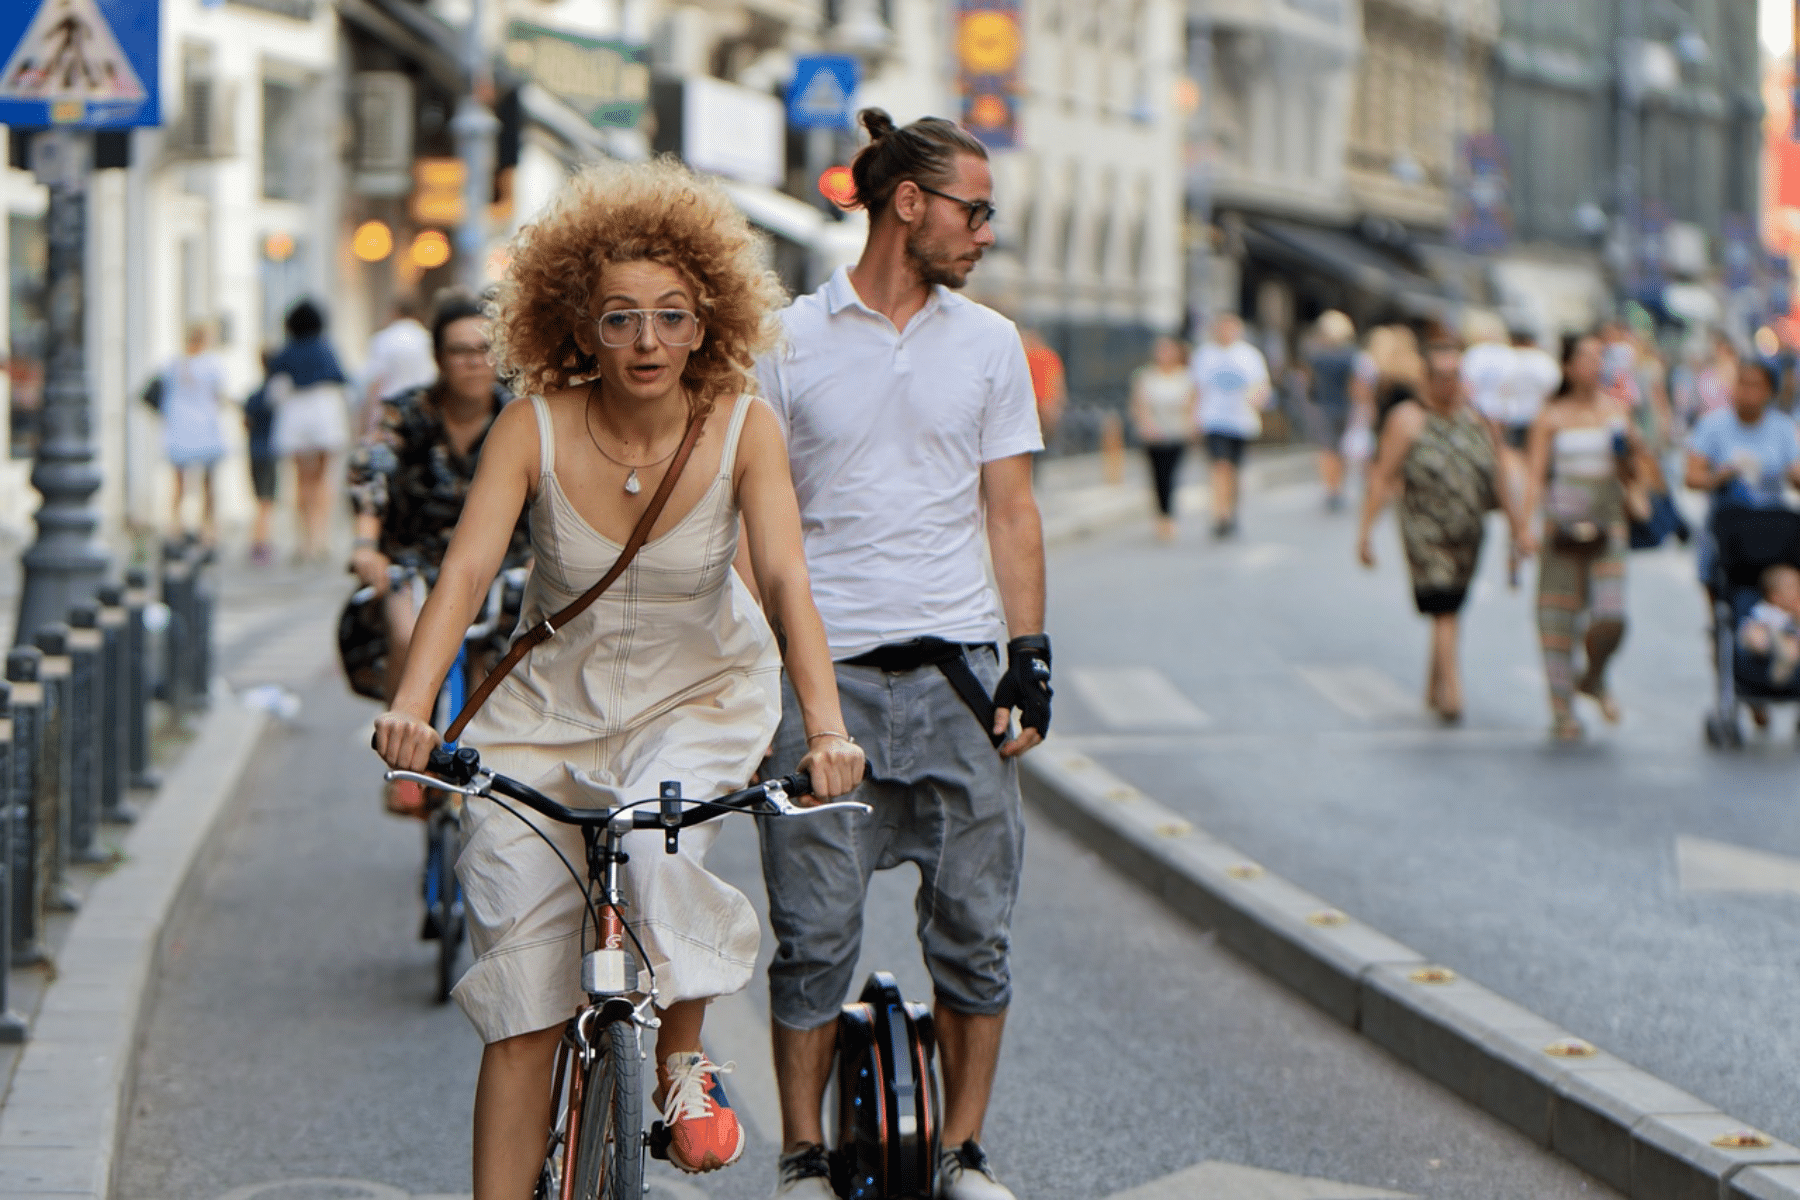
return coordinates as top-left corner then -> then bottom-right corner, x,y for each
718,179 -> 826,247
1243,218 -> 1452,319
336,0 -> 463,92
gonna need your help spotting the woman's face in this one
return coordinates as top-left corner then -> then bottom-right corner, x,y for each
1733,366 -> 1772,423
1565,337 -> 1602,392
579,260 -> 704,407
1153,337 -> 1182,370
436,316 -> 494,405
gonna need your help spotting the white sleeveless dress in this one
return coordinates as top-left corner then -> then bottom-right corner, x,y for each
451,393 -> 781,1043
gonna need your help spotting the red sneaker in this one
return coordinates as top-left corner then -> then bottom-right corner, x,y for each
659,1052 -> 744,1173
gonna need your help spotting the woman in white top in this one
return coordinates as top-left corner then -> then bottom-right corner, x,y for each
1523,335 -> 1639,742
267,299 -> 351,562
1130,336 -> 1196,542
372,158 -> 864,1196
161,322 -> 228,545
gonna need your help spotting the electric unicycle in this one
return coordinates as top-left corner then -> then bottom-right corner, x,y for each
830,972 -> 943,1199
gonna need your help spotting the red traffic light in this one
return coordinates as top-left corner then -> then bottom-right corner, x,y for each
818,165 -> 857,209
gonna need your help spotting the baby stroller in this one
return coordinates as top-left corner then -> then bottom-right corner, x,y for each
1703,505 -> 1800,747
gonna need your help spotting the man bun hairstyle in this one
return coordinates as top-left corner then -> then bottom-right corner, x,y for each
848,107 -> 988,217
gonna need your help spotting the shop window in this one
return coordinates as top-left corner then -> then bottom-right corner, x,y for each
262,77 -> 312,200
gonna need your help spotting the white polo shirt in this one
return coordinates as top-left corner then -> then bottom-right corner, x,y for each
756,267 -> 1042,658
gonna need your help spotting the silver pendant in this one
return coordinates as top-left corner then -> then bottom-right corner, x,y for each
624,469 -> 641,496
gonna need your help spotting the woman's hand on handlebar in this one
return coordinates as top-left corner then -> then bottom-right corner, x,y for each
373,709 -> 439,772
796,734 -> 865,802
351,545 -> 393,595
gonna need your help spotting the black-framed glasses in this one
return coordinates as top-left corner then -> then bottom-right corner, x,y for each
917,185 -> 996,231
596,308 -> 699,348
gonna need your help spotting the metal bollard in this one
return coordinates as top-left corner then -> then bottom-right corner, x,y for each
33,626 -> 78,914
160,544 -> 195,715
188,551 -> 214,708
7,648 -> 44,965
0,682 -> 24,1043
95,585 -> 137,824
65,605 -> 106,864
123,568 -> 160,790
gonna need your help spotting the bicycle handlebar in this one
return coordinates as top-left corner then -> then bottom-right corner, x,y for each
382,744 -> 870,850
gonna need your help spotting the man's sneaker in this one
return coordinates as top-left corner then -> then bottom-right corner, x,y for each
772,1142 -> 836,1198
937,1139 -> 1017,1200
658,1052 -> 745,1173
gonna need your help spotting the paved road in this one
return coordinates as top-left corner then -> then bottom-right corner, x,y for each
114,633 -> 1608,1198
1052,478 -> 1800,1147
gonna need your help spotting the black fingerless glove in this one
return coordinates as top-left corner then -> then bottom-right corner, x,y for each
993,634 -> 1053,738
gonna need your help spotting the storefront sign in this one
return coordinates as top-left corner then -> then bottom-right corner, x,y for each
680,75 -> 783,188
954,0 -> 1021,149
503,21 -> 648,130
1453,133 -> 1511,256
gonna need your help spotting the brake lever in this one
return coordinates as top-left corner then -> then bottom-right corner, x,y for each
762,794 -> 873,818
384,767 -> 491,799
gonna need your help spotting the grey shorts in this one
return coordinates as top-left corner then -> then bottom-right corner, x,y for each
758,647 -> 1024,1031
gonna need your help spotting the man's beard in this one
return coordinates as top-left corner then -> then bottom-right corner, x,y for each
905,227 -> 977,289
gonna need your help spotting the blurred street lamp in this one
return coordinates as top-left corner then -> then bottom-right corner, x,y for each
451,0 -> 499,293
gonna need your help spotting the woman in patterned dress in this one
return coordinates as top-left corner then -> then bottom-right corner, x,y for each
1357,336 -> 1532,721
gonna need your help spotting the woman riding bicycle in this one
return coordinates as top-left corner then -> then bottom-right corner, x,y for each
347,293 -> 530,816
372,159 -> 864,1196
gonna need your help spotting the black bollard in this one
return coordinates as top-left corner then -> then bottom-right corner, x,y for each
7,647 -> 44,965
188,551 -> 213,709
33,626 -> 77,914
160,544 -> 194,716
65,605 -> 105,864
123,568 -> 159,790
95,585 -> 135,824
0,682 -> 24,1042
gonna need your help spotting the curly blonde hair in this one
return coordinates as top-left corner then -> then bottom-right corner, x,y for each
489,157 -> 786,412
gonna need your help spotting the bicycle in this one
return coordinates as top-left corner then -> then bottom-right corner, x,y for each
354,564 -> 524,1002
386,743 -> 871,1199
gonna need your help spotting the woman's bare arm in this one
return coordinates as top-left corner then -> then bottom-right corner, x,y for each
1356,401 -> 1422,566
373,398 -> 536,770
734,400 -> 864,798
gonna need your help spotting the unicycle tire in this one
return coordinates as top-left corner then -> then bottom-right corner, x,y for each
831,971 -> 941,1199
572,1015 -> 644,1200
431,804 -> 464,1004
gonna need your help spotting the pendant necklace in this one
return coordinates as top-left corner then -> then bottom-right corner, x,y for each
583,384 -> 680,495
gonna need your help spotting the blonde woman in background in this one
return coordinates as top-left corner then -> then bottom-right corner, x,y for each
1305,310 -> 1360,512
1130,335 -> 1197,541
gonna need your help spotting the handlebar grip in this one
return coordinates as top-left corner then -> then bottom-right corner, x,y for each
783,771 -> 812,799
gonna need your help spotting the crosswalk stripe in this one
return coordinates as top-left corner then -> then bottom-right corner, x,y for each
1676,834 -> 1800,895
1068,667 -> 1209,730
1105,1160 -> 1414,1200
1295,665 -> 1417,721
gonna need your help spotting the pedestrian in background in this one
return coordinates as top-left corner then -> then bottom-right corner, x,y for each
1523,334 -> 1637,742
1304,309 -> 1359,512
1694,329 -> 1738,422
242,348 -> 279,566
1357,336 -> 1529,723
359,294 -> 437,433
1461,311 -> 1515,436
1022,327 -> 1066,457
267,299 -> 350,564
1685,359 -> 1800,596
1130,335 -> 1196,541
1497,327 -> 1561,479
161,321 -> 229,548
1192,310 -> 1271,539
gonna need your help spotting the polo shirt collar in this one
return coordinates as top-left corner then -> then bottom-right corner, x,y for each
823,266 -> 953,327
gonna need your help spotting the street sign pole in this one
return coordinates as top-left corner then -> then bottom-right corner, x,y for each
453,0 -> 498,294
15,130 -> 107,648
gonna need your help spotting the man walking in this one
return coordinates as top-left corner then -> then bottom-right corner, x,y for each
755,108 -> 1050,1200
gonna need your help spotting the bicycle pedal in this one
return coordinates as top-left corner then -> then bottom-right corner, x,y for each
646,1120 -> 671,1160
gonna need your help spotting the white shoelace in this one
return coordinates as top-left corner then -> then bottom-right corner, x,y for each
661,1054 -> 735,1126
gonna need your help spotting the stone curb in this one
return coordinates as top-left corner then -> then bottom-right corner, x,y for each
1020,740 -> 1800,1200
0,693 -> 270,1199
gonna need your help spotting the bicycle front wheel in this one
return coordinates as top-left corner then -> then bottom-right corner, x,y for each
432,806 -> 464,1004
571,1015 -> 643,1200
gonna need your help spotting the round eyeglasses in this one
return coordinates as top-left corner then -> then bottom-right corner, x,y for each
597,308 -> 699,348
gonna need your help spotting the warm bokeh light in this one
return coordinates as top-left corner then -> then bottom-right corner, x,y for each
410,229 -> 451,270
352,220 -> 394,263
262,231 -> 295,262
1755,325 -> 1781,357
818,165 -> 857,209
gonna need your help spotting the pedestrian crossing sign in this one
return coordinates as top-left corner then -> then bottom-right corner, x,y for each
0,0 -> 158,128
787,55 -> 858,131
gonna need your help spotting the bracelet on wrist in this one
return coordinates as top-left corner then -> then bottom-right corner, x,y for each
806,730 -> 854,744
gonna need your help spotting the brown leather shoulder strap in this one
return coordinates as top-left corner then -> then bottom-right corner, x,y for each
444,411 -> 707,743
